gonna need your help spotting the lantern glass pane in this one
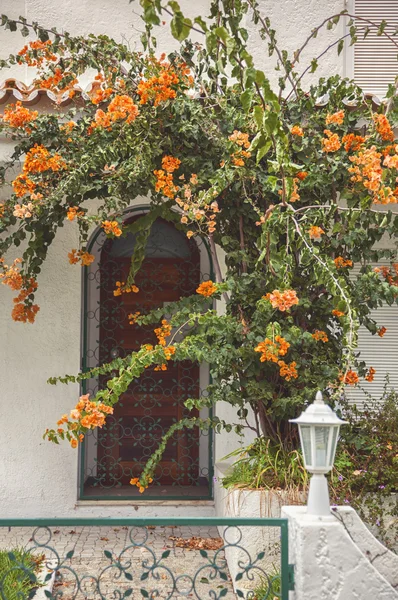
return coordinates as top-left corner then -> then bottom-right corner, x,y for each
314,426 -> 330,468
328,426 -> 339,465
299,425 -> 313,467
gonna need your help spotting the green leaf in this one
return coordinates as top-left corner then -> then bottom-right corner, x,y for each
241,89 -> 253,113
337,39 -> 344,55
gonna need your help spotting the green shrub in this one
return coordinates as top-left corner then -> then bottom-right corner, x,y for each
0,548 -> 43,600
252,572 -> 281,599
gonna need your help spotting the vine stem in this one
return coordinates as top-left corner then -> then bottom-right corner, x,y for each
290,213 -> 359,396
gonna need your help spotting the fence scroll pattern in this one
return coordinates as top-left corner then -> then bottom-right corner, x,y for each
0,518 -> 293,600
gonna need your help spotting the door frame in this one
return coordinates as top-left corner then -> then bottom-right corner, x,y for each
78,204 -> 215,501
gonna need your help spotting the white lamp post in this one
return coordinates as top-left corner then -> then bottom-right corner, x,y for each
290,391 -> 347,517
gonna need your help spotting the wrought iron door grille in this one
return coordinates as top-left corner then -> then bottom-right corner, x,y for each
79,208 -> 214,500
0,518 -> 294,599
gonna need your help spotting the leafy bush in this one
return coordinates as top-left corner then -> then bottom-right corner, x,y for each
331,384 -> 398,547
221,437 -> 309,494
0,548 -> 43,600
251,572 -> 281,600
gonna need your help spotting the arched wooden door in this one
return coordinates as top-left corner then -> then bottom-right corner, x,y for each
96,217 -> 201,489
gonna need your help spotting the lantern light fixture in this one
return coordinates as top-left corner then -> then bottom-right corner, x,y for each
290,391 -> 347,517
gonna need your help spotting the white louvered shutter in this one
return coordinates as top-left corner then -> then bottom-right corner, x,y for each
346,263 -> 398,409
353,0 -> 398,98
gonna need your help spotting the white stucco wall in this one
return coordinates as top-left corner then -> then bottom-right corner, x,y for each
0,0 -> 347,517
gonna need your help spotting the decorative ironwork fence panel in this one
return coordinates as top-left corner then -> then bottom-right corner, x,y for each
0,518 -> 293,600
80,210 -> 214,500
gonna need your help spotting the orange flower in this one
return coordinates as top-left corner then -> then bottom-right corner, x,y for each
164,346 -> 176,360
255,336 -> 290,363
264,289 -> 299,312
161,155 -> 181,173
325,110 -> 345,126
23,144 -> 66,173
278,360 -> 298,380
334,256 -> 353,269
340,370 -> 359,385
322,129 -> 341,153
154,169 -> 179,199
108,95 -> 139,123
296,171 -> 308,180
128,311 -> 141,325
70,439 -> 78,449
154,319 -> 172,346
348,146 -> 382,195
289,178 -> 300,203
13,202 -> 34,219
342,133 -> 365,152
365,367 -> 376,382
196,281 -> 218,297
12,174 -> 36,198
312,330 -> 329,343
291,125 -> 303,137
102,220 -> 122,237
2,101 -> 38,129
66,206 -> 83,221
373,113 -> 394,142
308,226 -> 325,240
68,249 -> 94,266
137,61 -> 181,106
332,309 -> 345,318
113,280 -> 139,296
154,363 -> 167,371
229,130 -> 250,148
377,326 -> 387,337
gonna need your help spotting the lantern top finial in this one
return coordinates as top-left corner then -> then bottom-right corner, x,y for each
315,391 -> 324,404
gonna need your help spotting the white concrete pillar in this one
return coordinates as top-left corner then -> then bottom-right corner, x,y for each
282,506 -> 398,600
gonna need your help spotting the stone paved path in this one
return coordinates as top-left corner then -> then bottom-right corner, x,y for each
0,525 -> 240,599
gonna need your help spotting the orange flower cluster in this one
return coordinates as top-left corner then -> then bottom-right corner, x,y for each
154,319 -> 172,346
342,133 -> 365,152
130,476 -> 153,494
11,278 -> 39,323
12,174 -> 37,198
128,311 -> 141,325
23,144 -> 66,174
113,281 -> 139,296
290,178 -> 300,203
373,114 -> 395,142
255,336 -> 290,363
92,95 -> 139,130
176,185 -> 220,237
296,171 -> 308,181
66,206 -> 84,221
291,125 -> 303,137
340,370 -> 359,385
377,326 -> 387,337
308,226 -> 325,240
53,393 -> 115,448
334,256 -> 353,269
137,56 -> 193,106
332,309 -> 345,318
325,110 -> 345,126
68,249 -> 95,266
0,260 -> 40,323
154,156 -> 181,199
17,40 -> 57,67
278,360 -> 298,381
196,281 -> 218,297
322,129 -> 341,153
374,264 -> 398,286
2,102 -> 38,129
0,257 -> 23,290
348,145 -> 382,194
264,289 -> 299,312
229,130 -> 251,167
102,220 -> 123,237
13,202 -> 34,219
312,330 -> 329,343
229,130 -> 250,148
154,364 -> 167,371
365,367 -> 376,382
383,154 -> 398,169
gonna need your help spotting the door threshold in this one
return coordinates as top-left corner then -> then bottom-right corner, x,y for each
76,499 -> 215,507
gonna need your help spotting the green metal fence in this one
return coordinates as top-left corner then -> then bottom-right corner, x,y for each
0,518 -> 294,599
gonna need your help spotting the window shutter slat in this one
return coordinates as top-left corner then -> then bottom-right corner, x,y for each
354,0 -> 398,97
346,263 -> 398,409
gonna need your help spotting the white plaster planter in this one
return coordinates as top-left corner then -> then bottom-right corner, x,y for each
216,486 -> 305,594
